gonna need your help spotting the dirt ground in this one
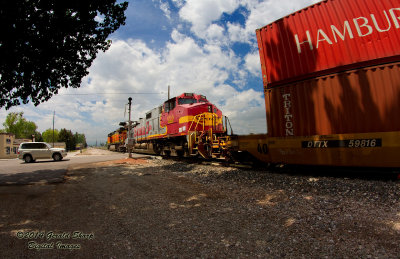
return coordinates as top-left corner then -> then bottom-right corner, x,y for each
74,147 -> 117,156
0,157 -> 399,258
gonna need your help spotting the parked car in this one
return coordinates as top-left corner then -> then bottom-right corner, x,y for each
18,142 -> 67,163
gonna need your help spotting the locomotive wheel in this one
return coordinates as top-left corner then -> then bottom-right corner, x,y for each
153,143 -> 162,155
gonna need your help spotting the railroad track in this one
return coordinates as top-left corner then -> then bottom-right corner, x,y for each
142,154 -> 400,181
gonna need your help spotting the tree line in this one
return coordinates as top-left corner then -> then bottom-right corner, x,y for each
0,112 -> 87,150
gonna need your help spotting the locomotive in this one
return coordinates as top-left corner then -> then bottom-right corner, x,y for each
107,126 -> 127,152
108,93 -> 232,159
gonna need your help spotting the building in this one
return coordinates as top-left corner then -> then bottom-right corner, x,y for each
0,133 -> 16,159
0,133 -> 14,158
0,133 -> 33,159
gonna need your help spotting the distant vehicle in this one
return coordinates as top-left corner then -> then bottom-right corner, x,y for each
18,142 -> 67,163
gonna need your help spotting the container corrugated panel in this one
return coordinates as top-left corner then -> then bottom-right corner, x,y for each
256,0 -> 400,87
265,62 -> 400,137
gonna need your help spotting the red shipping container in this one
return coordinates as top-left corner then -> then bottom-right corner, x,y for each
265,62 -> 400,137
256,0 -> 400,87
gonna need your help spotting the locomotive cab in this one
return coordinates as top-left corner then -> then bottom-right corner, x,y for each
163,97 -> 176,113
160,93 -> 224,134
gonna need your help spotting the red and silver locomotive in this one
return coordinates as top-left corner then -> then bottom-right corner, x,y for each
129,93 -> 231,158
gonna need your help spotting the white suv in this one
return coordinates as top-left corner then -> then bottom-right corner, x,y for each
18,142 -> 67,163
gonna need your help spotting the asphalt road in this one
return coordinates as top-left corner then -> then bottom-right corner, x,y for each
0,150 -> 144,185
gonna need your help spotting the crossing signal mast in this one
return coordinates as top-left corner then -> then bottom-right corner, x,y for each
127,97 -> 132,158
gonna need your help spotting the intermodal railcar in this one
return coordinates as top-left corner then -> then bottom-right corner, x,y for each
235,0 -> 400,167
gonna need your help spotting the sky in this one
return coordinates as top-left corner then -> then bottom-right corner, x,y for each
0,0 -> 321,145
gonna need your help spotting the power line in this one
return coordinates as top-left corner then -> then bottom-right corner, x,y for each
59,92 -> 164,96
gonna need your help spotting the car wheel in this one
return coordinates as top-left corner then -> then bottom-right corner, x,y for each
53,153 -> 62,161
24,155 -> 33,163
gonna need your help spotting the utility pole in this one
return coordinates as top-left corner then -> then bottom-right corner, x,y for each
52,110 -> 55,147
128,97 -> 133,158
168,85 -> 170,100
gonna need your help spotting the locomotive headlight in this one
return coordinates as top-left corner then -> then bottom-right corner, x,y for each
208,105 -> 212,112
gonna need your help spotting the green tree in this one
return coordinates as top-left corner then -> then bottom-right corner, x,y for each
1,0 -> 128,109
34,131 -> 44,142
42,128 -> 59,144
74,132 -> 87,148
2,112 -> 38,138
58,128 -> 76,151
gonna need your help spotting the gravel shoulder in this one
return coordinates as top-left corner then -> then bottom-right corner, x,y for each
0,158 -> 399,258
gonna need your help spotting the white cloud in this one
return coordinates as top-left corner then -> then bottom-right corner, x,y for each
204,24 -> 226,44
244,51 -> 261,76
171,0 -> 185,8
179,0 -> 240,38
158,0 -> 172,20
227,22 -> 246,43
221,89 -> 266,134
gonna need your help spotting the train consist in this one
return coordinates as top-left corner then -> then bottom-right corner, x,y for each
108,0 -> 400,168
107,93 -> 232,159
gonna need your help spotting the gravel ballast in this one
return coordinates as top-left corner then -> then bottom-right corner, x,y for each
0,158 -> 399,258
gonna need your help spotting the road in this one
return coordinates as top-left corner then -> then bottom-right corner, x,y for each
0,148 -> 147,185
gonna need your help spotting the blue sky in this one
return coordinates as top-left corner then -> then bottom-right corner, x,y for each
0,0 -> 320,145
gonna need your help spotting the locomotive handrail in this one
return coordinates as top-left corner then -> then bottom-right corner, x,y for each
188,114 -> 204,132
188,113 -> 221,133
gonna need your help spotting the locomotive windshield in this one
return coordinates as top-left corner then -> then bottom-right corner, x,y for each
164,97 -> 176,112
178,98 -> 197,105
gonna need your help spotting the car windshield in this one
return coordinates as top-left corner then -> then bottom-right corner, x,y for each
178,98 -> 197,105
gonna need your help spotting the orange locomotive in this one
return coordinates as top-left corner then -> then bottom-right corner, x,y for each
107,127 -> 127,152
